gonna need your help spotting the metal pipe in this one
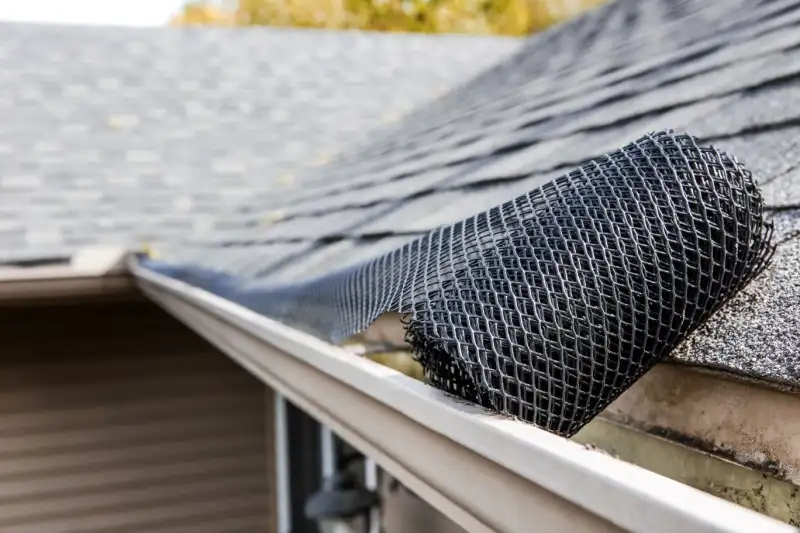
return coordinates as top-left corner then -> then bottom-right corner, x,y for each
275,393 -> 292,533
321,425 -> 336,480
364,457 -> 380,533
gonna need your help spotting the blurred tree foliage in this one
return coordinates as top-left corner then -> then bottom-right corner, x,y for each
170,2 -> 232,25
170,0 -> 606,36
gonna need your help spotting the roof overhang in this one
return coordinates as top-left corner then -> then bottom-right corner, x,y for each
0,246 -> 140,305
132,260 -> 797,533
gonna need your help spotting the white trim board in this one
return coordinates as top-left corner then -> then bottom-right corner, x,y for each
0,246 -> 136,304
132,262 -> 798,533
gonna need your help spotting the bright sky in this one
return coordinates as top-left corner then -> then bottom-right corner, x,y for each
0,0 -> 186,26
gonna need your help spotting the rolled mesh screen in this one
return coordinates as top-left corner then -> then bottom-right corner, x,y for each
144,131 -> 774,437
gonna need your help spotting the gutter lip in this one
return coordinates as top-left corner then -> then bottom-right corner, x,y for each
130,258 -> 797,533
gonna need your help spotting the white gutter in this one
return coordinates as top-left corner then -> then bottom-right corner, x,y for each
132,262 -> 798,533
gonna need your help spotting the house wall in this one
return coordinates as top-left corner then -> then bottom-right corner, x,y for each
380,474 -> 467,533
0,300 -> 275,533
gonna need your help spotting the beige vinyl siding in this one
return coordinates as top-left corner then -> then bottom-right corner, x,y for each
380,474 -> 467,533
0,302 -> 273,533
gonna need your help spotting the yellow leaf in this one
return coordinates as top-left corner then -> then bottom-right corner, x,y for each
170,1 -> 232,25
381,110 -> 403,123
312,150 -> 334,166
262,210 -> 285,226
107,114 -> 139,130
275,172 -> 295,186
141,242 -> 160,259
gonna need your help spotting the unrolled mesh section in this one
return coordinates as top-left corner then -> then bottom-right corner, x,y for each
144,130 -> 774,437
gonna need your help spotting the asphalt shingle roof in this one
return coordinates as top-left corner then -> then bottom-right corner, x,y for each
4,0 -> 800,389
673,210 -> 800,388
0,22 -> 519,263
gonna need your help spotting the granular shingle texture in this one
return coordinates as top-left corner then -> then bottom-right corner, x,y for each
147,0 -> 800,391
673,211 -> 800,388
6,0 -> 800,393
0,22 -> 519,263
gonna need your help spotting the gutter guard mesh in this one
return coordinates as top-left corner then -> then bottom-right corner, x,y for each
144,131 -> 774,437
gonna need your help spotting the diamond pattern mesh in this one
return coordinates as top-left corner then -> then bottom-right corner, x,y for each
144,131 -> 774,437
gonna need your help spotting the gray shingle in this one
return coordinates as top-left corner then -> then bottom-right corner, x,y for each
245,203 -> 391,242
0,22 -> 519,262
284,164 -> 472,216
264,240 -> 359,283
353,175 -> 555,235
711,130 -> 800,185
8,0 -> 800,391
156,242 -> 311,278
762,169 -> 800,207
202,0 -> 800,390
671,211 -> 800,387
448,137 -> 578,186
264,236 -> 423,283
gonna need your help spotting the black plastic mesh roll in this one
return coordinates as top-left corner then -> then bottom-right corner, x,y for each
144,131 -> 774,437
